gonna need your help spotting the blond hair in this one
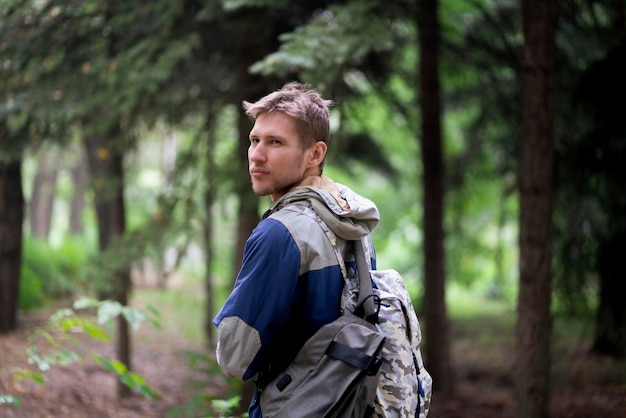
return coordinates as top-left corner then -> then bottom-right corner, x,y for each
243,82 -> 333,150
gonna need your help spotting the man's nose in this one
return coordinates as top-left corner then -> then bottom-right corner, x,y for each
248,143 -> 266,162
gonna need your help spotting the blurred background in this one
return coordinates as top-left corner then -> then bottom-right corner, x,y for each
1,0 -> 625,417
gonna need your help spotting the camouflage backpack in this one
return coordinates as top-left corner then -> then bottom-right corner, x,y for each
315,208 -> 433,418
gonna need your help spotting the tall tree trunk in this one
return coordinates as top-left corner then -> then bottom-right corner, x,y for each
417,0 -> 454,393
228,10 -> 282,412
593,231 -> 626,357
28,146 -> 60,241
516,0 -> 557,417
582,39 -> 626,359
230,70 -> 267,418
0,156 -> 24,334
204,115 -> 217,347
84,133 -> 132,399
69,144 -> 89,236
235,111 -> 262,273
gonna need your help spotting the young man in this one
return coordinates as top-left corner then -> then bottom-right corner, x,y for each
213,82 -> 379,417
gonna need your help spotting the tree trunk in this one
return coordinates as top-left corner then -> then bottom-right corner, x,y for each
515,1 -> 557,417
584,41 -> 626,359
28,146 -> 60,241
235,110 -> 262,274
84,133 -> 132,399
230,75 -> 267,418
204,115 -> 217,347
417,0 -> 454,393
592,231 -> 626,357
0,156 -> 24,334
69,144 -> 89,236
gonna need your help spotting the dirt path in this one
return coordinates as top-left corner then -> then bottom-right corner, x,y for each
0,305 -> 229,418
2,303 -> 626,417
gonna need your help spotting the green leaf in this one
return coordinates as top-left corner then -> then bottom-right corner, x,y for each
73,297 -> 100,310
56,349 -> 81,366
49,308 -> 75,323
26,347 -> 51,372
80,320 -> 110,341
222,0 -> 287,12
97,300 -> 122,324
91,354 -> 160,401
58,317 -> 81,332
145,305 -> 162,329
121,306 -> 145,330
211,396 -> 241,413
120,373 -> 134,388
94,356 -> 128,375
0,394 -> 21,408
13,369 -> 46,387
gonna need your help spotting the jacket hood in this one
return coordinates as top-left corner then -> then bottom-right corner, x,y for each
267,175 -> 379,241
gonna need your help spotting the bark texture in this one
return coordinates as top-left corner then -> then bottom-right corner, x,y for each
417,0 -> 454,393
516,0 -> 557,417
0,158 -> 24,334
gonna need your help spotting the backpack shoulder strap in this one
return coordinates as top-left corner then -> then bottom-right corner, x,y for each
351,239 -> 380,324
284,200 -> 379,322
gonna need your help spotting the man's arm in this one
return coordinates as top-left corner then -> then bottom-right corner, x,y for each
213,219 -> 301,380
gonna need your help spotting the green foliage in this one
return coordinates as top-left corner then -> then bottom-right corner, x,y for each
72,296 -> 162,331
11,297 -> 162,403
92,354 -> 160,400
0,394 -> 21,408
222,0 -> 286,11
210,396 -> 246,417
166,350 -> 246,418
3,0 -> 622,380
18,265 -> 44,310
21,236 -> 92,304
250,0 -> 404,88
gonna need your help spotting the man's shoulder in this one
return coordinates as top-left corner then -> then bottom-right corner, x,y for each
267,201 -> 325,234
251,205 -> 322,248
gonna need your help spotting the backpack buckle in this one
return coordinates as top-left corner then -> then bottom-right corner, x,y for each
367,352 -> 384,376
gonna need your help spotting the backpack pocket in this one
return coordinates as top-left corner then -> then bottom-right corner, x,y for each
370,269 -> 432,418
260,313 -> 386,418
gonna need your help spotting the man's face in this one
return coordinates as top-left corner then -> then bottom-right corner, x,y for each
248,112 -> 312,202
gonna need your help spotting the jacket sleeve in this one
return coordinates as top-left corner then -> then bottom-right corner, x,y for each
213,219 -> 301,381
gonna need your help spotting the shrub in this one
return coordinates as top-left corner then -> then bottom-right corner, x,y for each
18,265 -> 44,311
22,236 -> 92,300
9,297 -> 162,405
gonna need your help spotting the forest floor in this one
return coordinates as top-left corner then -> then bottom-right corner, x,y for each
1,289 -> 626,418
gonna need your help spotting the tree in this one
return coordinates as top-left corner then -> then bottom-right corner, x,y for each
515,0 -> 556,417
0,1 -> 36,333
28,145 -> 60,240
239,0 -> 460,398
1,1 -> 153,397
0,157 -> 24,333
575,40 -> 626,358
84,130 -> 132,398
417,0 -> 454,393
0,144 -> 24,334
69,143 -> 89,235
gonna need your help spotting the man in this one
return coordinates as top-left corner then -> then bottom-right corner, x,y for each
213,82 -> 379,417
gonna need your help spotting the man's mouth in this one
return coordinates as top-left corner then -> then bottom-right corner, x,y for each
250,168 -> 269,178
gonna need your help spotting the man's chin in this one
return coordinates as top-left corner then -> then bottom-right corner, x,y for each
251,184 -> 271,197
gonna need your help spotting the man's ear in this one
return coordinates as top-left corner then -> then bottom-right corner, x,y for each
308,141 -> 327,167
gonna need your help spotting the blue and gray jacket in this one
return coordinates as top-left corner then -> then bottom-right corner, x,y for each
213,175 -> 379,417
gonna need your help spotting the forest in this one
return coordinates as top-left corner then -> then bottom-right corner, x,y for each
1,0 -> 625,417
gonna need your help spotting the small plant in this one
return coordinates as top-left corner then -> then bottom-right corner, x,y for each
6,297 -> 161,407
21,236 -> 92,301
164,350 -> 247,418
210,396 -> 246,418
0,394 -> 20,408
